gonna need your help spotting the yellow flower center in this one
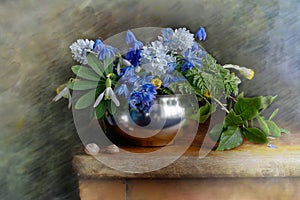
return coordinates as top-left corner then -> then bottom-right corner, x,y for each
55,84 -> 69,98
56,84 -> 66,94
204,90 -> 211,98
151,78 -> 162,89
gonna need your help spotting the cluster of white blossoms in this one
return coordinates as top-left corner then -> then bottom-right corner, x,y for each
69,39 -> 94,65
140,27 -> 196,76
159,27 -> 195,53
140,41 -> 176,76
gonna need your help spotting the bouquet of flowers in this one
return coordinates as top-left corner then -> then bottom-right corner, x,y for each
54,26 -> 288,150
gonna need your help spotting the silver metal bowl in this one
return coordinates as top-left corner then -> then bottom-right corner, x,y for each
104,94 -> 196,146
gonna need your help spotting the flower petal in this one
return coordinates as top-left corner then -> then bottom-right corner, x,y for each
67,90 -> 72,109
126,30 -> 137,45
53,87 -> 69,102
195,27 -> 207,41
108,87 -> 120,106
93,91 -> 105,108
116,62 -> 121,75
239,67 -> 255,80
122,58 -> 132,66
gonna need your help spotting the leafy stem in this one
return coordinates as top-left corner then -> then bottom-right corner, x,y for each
227,95 -> 237,103
211,96 -> 229,114
208,94 -> 288,150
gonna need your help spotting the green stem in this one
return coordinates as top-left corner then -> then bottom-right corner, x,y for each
107,73 -> 115,79
212,96 -> 229,114
228,95 -> 237,103
105,77 -> 112,88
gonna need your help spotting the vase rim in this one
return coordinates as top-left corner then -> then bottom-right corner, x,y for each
155,94 -> 194,97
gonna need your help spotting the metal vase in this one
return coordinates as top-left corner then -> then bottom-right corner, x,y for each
104,95 -> 192,147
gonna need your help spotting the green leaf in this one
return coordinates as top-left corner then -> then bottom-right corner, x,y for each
257,116 -> 270,135
269,108 -> 279,121
223,72 -> 241,96
200,103 -> 216,123
95,100 -> 108,119
217,126 -> 243,151
75,90 -> 96,109
244,127 -> 268,143
67,80 -> 98,90
280,128 -> 290,134
234,96 -> 262,120
71,65 -> 101,81
103,57 -> 114,73
225,109 -> 244,126
108,100 -> 117,115
209,123 -> 224,141
87,53 -> 105,77
265,120 -> 281,137
185,68 -> 208,96
189,102 -> 215,123
260,95 -> 277,111
237,92 -> 244,99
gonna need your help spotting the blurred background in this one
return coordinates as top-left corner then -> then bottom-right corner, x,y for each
0,0 -> 299,199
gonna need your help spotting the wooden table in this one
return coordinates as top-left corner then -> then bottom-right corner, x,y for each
73,131 -> 300,199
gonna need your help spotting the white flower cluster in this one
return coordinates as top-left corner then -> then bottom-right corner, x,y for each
140,41 -> 176,76
69,39 -> 94,65
160,28 -> 195,53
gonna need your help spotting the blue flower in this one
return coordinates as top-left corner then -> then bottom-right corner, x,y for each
140,83 -> 157,94
93,39 -> 103,49
125,31 -> 143,67
126,30 -> 143,51
160,28 -> 174,42
115,84 -> 130,97
195,27 -> 207,41
183,49 -> 203,68
121,65 -> 139,83
181,42 -> 205,70
167,62 -> 177,72
191,42 -> 200,52
267,144 -> 277,149
126,49 -> 141,67
135,73 -> 154,87
181,60 -> 194,72
129,83 -> 157,113
129,91 -> 155,113
162,74 -> 186,87
93,39 -> 118,60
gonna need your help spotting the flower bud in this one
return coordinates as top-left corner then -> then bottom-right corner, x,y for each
239,67 -> 255,80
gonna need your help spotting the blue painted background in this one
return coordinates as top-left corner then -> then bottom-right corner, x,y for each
0,0 -> 299,199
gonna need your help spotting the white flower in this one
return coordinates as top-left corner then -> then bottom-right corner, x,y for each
53,86 -> 72,108
159,28 -> 194,53
223,64 -> 255,80
93,87 -> 120,108
70,39 -> 94,65
140,41 -> 176,76
121,58 -> 132,66
238,67 -> 255,80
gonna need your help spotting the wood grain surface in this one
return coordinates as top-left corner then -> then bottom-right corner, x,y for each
73,132 -> 300,178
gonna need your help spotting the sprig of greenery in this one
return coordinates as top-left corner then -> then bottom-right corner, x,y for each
184,54 -> 241,101
184,53 -> 288,150
184,68 -> 208,97
208,95 -> 288,150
